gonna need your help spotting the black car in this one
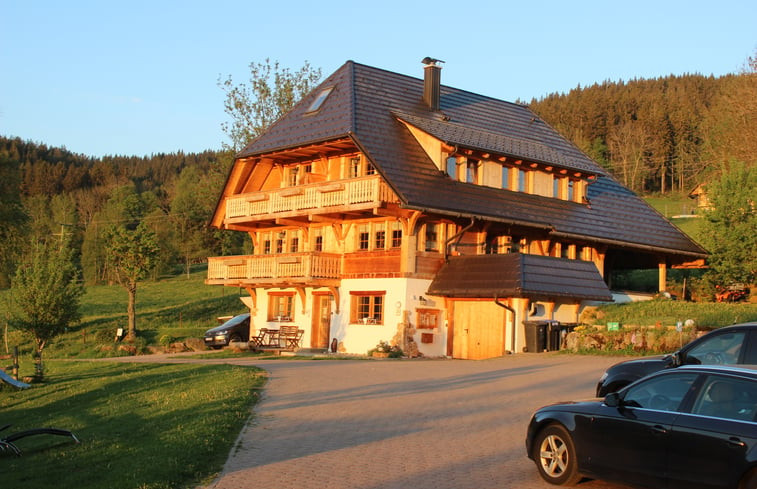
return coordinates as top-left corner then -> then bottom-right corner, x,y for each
597,322 -> 757,397
203,314 -> 250,349
526,365 -> 757,489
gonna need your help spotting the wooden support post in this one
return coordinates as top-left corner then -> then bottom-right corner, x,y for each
658,258 -> 668,293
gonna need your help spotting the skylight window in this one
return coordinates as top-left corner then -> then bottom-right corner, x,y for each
306,87 -> 334,113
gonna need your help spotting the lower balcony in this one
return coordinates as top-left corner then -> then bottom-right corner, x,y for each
206,252 -> 341,287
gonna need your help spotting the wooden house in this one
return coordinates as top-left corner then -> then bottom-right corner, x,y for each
207,59 -> 707,359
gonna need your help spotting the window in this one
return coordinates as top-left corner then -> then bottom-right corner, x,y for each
375,230 -> 386,249
502,166 -> 510,189
576,246 -> 586,261
263,239 -> 271,255
314,235 -> 323,252
567,180 -> 575,201
268,293 -> 294,321
276,238 -> 284,254
287,166 -> 298,187
350,291 -> 385,324
686,331 -> 746,365
358,224 -> 370,250
365,162 -> 376,175
691,375 -> 757,421
466,160 -> 478,184
350,157 -> 361,178
306,87 -> 333,113
446,156 -> 458,179
623,372 -> 698,411
553,177 -> 560,198
518,169 -> 528,192
289,237 -> 299,253
391,222 -> 402,248
425,223 -> 438,252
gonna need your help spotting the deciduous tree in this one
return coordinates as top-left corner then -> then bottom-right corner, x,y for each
218,59 -> 321,151
104,221 -> 160,342
7,238 -> 83,379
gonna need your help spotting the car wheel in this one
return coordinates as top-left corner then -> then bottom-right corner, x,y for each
229,334 -> 242,344
533,424 -> 582,486
739,468 -> 757,489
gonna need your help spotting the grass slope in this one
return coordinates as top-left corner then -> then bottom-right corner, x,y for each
2,265 -> 249,359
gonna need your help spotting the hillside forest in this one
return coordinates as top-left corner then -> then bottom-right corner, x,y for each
0,54 -> 754,290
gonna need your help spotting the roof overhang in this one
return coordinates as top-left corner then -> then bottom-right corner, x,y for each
428,254 -> 613,302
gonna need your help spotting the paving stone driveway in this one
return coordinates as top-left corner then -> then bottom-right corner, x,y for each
126,352 -> 636,489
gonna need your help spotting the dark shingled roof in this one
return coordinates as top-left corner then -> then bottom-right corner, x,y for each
236,61 -> 706,259
427,254 -> 613,301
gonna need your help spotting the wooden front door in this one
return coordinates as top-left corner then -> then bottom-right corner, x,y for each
311,294 -> 332,349
452,301 -> 506,359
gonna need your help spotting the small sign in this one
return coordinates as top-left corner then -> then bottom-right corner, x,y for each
607,322 -> 621,331
676,321 -> 683,332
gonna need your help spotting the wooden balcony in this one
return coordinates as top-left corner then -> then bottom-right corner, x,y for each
225,175 -> 398,224
206,252 -> 341,287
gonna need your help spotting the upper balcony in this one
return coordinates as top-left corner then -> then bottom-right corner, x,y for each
224,175 -> 399,225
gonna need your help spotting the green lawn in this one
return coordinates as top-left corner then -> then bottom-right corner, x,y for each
642,193 -> 704,243
583,299 -> 757,329
1,265 -> 250,359
1,360 -> 265,489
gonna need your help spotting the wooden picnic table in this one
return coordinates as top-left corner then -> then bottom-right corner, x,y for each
250,326 -> 304,351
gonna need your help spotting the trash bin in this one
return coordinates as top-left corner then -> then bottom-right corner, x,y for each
547,322 -> 577,351
547,321 -> 561,351
523,321 -> 549,352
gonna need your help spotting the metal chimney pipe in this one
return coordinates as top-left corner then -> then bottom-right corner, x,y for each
422,57 -> 444,111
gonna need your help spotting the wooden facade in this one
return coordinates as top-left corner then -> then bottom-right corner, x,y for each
206,60 -> 707,359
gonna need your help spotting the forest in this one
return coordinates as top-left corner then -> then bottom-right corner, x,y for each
0,137 -> 245,288
0,57 -> 754,290
528,58 -> 755,194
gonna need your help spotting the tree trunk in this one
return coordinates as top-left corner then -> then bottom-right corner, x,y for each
127,282 -> 137,341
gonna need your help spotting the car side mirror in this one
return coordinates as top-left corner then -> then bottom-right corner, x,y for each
670,352 -> 681,367
604,392 -> 621,408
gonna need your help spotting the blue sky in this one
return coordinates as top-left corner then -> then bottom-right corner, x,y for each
1,0 -> 755,157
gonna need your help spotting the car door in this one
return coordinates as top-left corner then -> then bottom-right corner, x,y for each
585,372 -> 699,488
667,374 -> 757,489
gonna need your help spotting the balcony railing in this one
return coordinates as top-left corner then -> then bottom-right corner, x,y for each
207,252 -> 341,283
225,175 -> 397,221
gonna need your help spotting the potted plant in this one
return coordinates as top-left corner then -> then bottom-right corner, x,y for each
368,340 -> 403,358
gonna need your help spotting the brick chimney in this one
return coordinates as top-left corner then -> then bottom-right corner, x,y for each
422,57 -> 444,111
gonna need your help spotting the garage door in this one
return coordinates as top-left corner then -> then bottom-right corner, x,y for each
452,301 -> 507,360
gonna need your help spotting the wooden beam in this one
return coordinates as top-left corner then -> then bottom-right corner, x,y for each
403,210 -> 423,237
275,217 -> 309,227
309,215 -> 343,224
243,287 -> 257,310
295,287 -> 307,314
328,286 -> 340,313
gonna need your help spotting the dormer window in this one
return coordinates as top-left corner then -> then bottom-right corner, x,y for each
306,87 -> 334,113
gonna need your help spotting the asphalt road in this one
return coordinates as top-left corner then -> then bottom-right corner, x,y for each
120,351 -> 638,489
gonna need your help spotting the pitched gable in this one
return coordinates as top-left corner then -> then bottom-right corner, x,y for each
219,60 -> 706,259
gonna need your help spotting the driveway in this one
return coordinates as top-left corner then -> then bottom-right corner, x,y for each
120,352 -> 635,489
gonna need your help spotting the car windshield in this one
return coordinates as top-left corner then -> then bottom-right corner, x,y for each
686,332 -> 745,365
220,314 -> 249,328
622,372 -> 698,411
